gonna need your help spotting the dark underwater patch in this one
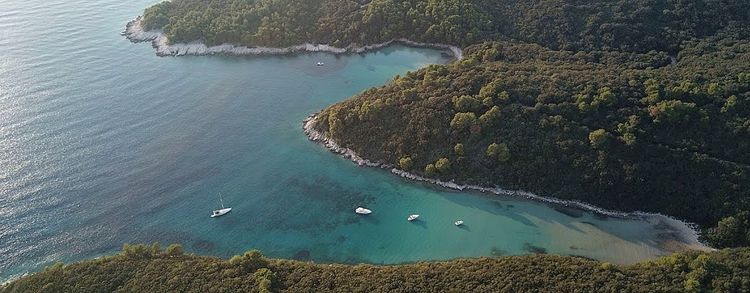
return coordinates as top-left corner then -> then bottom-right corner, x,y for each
292,249 -> 311,261
554,206 -> 584,218
490,247 -> 507,256
580,221 -> 599,228
523,243 -> 547,254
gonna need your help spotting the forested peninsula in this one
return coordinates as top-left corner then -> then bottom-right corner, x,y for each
3,244 -> 750,292
138,0 -> 749,53
313,39 -> 750,248
132,0 -> 750,247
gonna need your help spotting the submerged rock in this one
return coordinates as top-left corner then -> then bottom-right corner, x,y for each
523,243 -> 547,254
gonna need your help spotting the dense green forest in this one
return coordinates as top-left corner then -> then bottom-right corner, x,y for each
141,0 -> 750,53
314,38 -> 750,248
3,244 -> 750,292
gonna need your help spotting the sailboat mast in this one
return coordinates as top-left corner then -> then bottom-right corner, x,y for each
219,193 -> 224,209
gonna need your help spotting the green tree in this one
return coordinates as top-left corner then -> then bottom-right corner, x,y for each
479,106 -> 501,127
497,91 -> 510,103
707,83 -> 721,97
592,87 -> 616,107
435,158 -> 451,173
642,78 -> 662,105
740,73 -> 750,85
122,243 -> 160,259
721,95 -> 738,113
254,268 -> 276,293
399,156 -> 414,170
454,144 -> 464,156
450,112 -> 477,131
707,211 -> 750,248
576,93 -> 593,112
230,250 -> 269,273
401,88 -> 417,101
452,95 -> 482,112
684,254 -> 713,292
486,143 -> 511,162
588,129 -> 609,149
616,115 -> 639,146
648,100 -> 698,123
599,262 -> 615,271
164,244 -> 184,257
479,80 -> 502,101
424,164 -> 437,177
482,96 -> 495,107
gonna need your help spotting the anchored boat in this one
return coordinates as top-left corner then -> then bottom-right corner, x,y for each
210,193 -> 232,218
355,207 -> 372,215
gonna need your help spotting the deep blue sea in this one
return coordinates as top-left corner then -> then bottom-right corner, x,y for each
0,0 -> 705,282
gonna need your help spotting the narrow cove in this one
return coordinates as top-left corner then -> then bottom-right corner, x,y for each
118,44 -> 705,266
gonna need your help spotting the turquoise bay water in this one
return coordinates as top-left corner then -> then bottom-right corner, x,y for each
0,0 -> 703,282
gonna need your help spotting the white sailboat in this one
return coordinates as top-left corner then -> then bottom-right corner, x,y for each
210,193 -> 232,218
355,207 -> 372,215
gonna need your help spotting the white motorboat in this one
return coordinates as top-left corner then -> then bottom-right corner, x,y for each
316,62 -> 325,66
407,214 -> 419,221
210,193 -> 232,218
454,220 -> 464,226
355,207 -> 372,215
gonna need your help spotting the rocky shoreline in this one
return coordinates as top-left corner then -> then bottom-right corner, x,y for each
122,16 -> 463,59
304,113 -> 634,217
302,113 -> 707,247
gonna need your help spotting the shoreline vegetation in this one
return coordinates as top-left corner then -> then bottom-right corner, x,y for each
3,244 -> 749,292
303,112 -> 672,218
123,16 -> 463,59
303,112 -> 708,253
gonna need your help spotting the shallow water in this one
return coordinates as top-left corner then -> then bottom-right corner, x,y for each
0,0 -> 703,282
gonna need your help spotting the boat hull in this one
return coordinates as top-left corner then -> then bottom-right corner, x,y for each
355,207 -> 372,215
211,208 -> 232,218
